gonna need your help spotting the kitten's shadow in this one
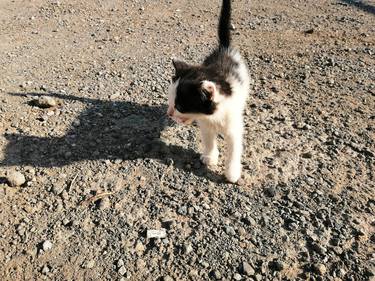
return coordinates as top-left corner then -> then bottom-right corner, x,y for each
3,92 -> 223,182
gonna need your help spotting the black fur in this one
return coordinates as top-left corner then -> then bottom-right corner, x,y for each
175,80 -> 216,115
172,0 -> 238,115
218,0 -> 231,49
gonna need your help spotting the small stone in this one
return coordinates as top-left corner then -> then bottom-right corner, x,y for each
201,261 -> 210,268
313,263 -> 327,275
305,28 -> 314,34
135,241 -> 145,253
166,158 -> 174,166
52,183 -> 65,195
301,152 -> 312,159
99,197 -> 111,210
147,228 -> 167,239
212,270 -> 222,280
85,260 -> 95,269
270,260 -> 285,271
42,240 -> 53,251
243,216 -> 256,226
7,171 -> 26,187
306,177 -> 315,185
34,96 -> 57,108
41,265 -> 50,274
233,273 -> 242,280
62,218 -> 70,226
136,259 -> 146,270
311,242 -> 327,255
184,243 -> 193,255
270,85 -> 279,93
118,265 -> 127,275
163,276 -> 174,281
110,92 -> 120,99
189,269 -> 199,278
117,258 -> 124,268
242,261 -> 255,276
225,226 -> 236,236
264,186 -> 276,197
178,206 -> 187,215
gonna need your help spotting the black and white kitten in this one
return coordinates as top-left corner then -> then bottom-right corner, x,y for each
167,0 -> 249,183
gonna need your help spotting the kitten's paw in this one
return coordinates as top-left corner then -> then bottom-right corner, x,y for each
225,164 -> 242,183
200,151 -> 219,166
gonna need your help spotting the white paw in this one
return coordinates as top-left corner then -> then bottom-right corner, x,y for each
200,151 -> 219,166
225,164 -> 241,183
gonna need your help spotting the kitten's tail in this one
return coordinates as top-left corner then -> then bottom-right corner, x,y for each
218,0 -> 231,49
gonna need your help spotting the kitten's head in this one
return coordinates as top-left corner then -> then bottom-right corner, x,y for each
167,60 -> 220,124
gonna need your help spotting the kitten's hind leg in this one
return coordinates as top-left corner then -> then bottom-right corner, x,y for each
199,121 -> 219,166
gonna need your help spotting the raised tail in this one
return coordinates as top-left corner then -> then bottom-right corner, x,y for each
218,0 -> 231,49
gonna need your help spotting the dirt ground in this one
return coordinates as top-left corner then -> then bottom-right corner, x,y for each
0,0 -> 374,280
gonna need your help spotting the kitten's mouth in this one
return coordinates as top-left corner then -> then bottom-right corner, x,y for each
171,116 -> 192,125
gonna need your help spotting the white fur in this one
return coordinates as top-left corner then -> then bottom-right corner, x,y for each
168,49 -> 249,183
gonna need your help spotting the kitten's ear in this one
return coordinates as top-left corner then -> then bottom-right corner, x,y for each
201,80 -> 218,101
172,59 -> 189,73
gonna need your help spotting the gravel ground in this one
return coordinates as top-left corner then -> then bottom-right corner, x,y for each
0,0 -> 374,280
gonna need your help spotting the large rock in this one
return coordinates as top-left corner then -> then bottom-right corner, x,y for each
7,171 -> 26,187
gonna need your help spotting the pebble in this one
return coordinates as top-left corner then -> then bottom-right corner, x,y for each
42,240 -> 53,251
163,276 -> 174,281
41,265 -> 50,274
178,206 -> 187,215
264,186 -> 276,197
117,258 -> 124,268
233,273 -> 242,280
184,243 -> 193,255
242,261 -> 255,276
243,216 -> 256,226
212,270 -> 222,280
34,96 -> 57,108
118,265 -> 127,275
99,197 -> 111,210
6,171 -> 26,187
135,241 -> 145,253
62,218 -> 70,226
52,184 -> 65,195
270,260 -> 285,271
225,226 -> 236,236
85,260 -> 95,269
201,261 -> 210,268
110,92 -> 120,99
313,263 -> 327,275
147,228 -> 167,239
270,85 -> 279,93
136,259 -> 146,270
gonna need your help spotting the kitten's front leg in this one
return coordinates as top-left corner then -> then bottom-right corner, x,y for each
199,121 -> 219,166
225,126 -> 243,183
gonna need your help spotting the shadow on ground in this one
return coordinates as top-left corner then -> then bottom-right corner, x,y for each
339,0 -> 375,15
3,92 -> 222,182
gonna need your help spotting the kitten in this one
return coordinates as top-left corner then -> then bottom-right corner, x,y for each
167,0 -> 250,183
